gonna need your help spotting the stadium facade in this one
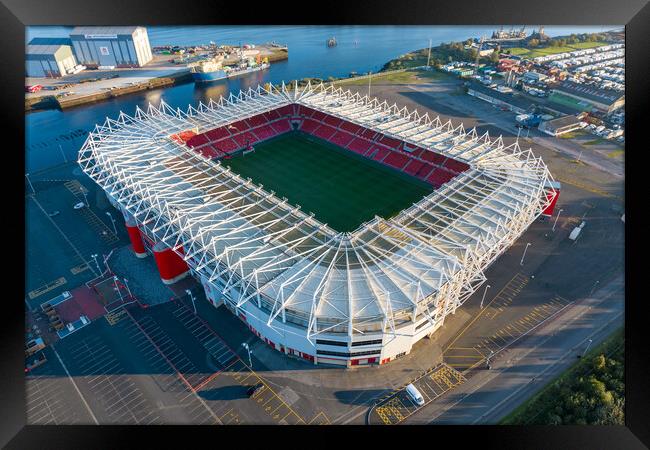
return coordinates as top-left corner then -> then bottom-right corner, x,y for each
79,82 -> 560,367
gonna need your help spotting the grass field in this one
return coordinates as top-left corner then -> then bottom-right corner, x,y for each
334,69 -> 453,87
506,41 -> 608,59
224,132 -> 433,232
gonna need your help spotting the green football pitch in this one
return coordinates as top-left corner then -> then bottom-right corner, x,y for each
224,132 -> 433,232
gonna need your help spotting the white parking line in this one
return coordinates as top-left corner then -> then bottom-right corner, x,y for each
52,346 -> 99,424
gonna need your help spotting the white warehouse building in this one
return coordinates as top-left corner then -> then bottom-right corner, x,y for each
26,43 -> 77,78
79,83 -> 557,367
70,26 -> 153,68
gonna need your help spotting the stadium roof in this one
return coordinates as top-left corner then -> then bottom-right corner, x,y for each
79,82 -> 555,338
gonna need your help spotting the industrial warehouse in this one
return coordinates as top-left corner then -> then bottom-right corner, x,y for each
78,82 -> 560,368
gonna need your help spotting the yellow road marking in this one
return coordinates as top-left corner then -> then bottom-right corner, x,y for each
28,277 -> 67,300
444,273 -> 527,352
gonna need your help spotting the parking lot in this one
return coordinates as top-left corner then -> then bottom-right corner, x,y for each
369,364 -> 466,425
26,163 -> 128,309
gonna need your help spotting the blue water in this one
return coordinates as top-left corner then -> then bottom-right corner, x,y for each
26,25 -> 615,172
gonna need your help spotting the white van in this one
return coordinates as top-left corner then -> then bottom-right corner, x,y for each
406,383 -> 425,406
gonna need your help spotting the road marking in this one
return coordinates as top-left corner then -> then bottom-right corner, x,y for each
28,277 -> 67,300
444,273 -> 528,352
51,346 -> 99,424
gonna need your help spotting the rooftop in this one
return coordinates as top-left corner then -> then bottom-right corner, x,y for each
70,26 -> 144,37
555,81 -> 624,106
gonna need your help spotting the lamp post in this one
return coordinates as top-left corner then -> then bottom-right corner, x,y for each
90,253 -> 101,274
58,144 -> 68,163
590,280 -> 600,296
113,276 -> 123,302
480,284 -> 491,309
106,212 -> 117,235
520,242 -> 531,266
576,148 -> 584,164
581,338 -> 593,357
552,208 -> 564,232
25,173 -> 35,195
242,342 -> 252,368
486,350 -> 494,370
368,72 -> 372,97
123,278 -> 133,299
185,289 -> 196,314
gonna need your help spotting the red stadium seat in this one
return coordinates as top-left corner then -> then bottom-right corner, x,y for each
245,114 -> 268,128
426,169 -> 456,187
275,105 -> 293,118
420,150 -> 447,166
383,151 -> 409,169
372,148 -> 390,162
443,158 -> 471,174
314,125 -> 336,140
271,119 -> 291,134
340,121 -> 362,135
378,135 -> 402,150
300,119 -> 320,134
323,115 -> 342,128
360,128 -> 378,141
253,125 -> 278,141
404,159 -> 424,176
330,132 -> 354,147
311,110 -> 328,122
186,134 -> 209,148
205,127 -> 231,141
214,138 -> 239,154
347,138 -> 373,155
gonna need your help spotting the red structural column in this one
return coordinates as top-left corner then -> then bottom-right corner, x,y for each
152,242 -> 189,285
125,217 -> 147,258
542,180 -> 562,216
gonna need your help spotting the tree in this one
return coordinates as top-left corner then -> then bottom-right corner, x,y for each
528,39 -> 540,48
490,51 -> 500,64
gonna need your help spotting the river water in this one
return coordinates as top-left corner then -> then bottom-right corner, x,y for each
26,25 -> 612,172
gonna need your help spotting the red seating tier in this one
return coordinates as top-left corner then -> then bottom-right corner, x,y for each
443,159 -> 470,174
300,119 -> 320,133
420,150 -> 447,165
378,135 -> 402,149
253,125 -> 278,141
323,115 -> 342,127
271,119 -> 291,134
360,128 -> 378,140
404,160 -> 424,176
347,138 -> 373,155
330,132 -> 354,148
426,169 -> 456,187
186,134 -> 209,148
311,110 -> 328,122
275,105 -> 293,117
213,138 -> 239,154
372,148 -> 390,162
314,125 -> 336,140
340,121 -> 362,134
383,151 -> 410,170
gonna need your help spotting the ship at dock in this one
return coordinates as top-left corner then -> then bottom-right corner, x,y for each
189,52 -> 270,83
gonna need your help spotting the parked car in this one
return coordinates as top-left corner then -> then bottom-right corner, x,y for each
25,85 -> 43,93
246,384 -> 265,398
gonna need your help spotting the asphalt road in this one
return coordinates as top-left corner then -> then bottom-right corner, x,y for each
406,275 -> 624,424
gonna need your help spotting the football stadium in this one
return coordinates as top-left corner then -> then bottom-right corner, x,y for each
78,82 -> 560,367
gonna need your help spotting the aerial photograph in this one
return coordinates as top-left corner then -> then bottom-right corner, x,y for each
24,25 -> 625,426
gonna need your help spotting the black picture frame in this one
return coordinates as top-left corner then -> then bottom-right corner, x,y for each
2,0 -> 647,447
